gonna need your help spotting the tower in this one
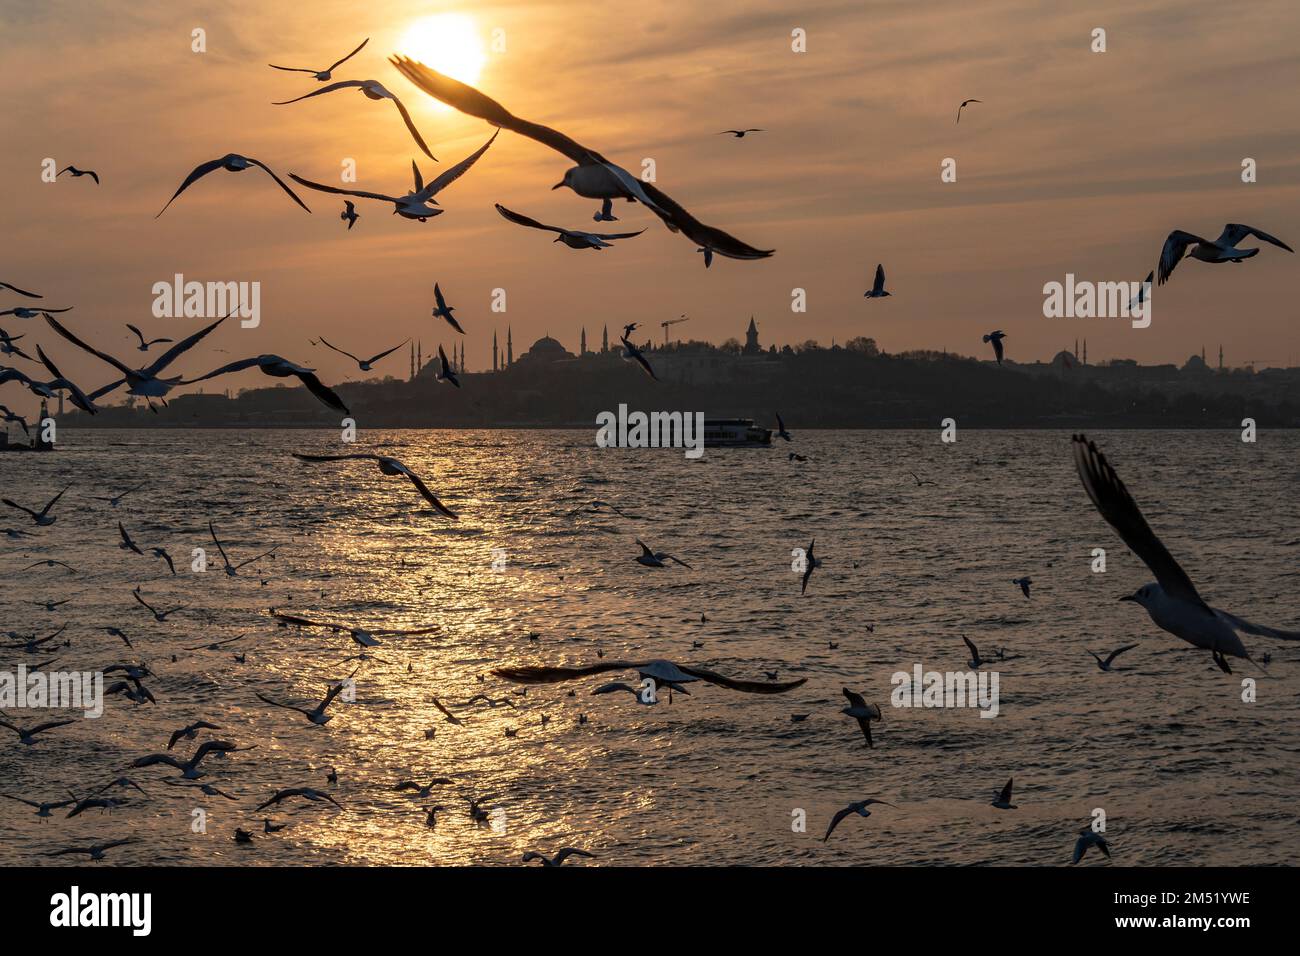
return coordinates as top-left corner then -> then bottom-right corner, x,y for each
743,317 -> 760,355
1074,338 -> 1079,361
493,331 -> 499,371
507,326 -> 513,366
459,342 -> 465,373
417,342 -> 422,374
1082,339 -> 1087,365
410,342 -> 415,379
581,327 -> 587,355
1219,345 -> 1224,370
602,324 -> 609,353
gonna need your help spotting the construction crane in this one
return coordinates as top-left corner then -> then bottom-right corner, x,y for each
662,314 -> 690,346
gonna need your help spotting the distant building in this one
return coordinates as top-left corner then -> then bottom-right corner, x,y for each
514,335 -> 574,365
602,325 -> 609,353
580,327 -> 587,355
493,330 -> 499,371
743,317 -> 761,355
507,327 -> 513,367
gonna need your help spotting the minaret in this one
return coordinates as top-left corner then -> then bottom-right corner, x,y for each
1074,338 -> 1079,361
58,391 -> 64,416
581,327 -> 587,355
1219,345 -> 1224,370
1201,346 -> 1206,364
602,325 -> 609,353
507,326 -> 513,366
459,342 -> 465,373
493,331 -> 499,371
1082,339 -> 1087,365
409,342 -> 415,379
417,342 -> 422,374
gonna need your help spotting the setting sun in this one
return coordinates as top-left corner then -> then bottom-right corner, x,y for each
398,13 -> 487,93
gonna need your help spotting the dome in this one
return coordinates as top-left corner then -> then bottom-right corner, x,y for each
519,336 -> 573,362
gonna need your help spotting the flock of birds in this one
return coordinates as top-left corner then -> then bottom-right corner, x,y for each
3,35 -> 1298,868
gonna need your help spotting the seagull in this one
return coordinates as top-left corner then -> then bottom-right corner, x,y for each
863,263 -> 891,298
907,471 -> 936,487
431,697 -> 464,726
3,624 -> 67,654
634,539 -> 692,569
393,778 -> 453,799
167,721 -> 222,750
47,838 -> 138,861
33,598 -> 73,612
430,282 -> 464,334
494,659 -> 806,696
255,669 -> 356,726
118,522 -> 144,555
151,548 -> 176,575
1073,434 -> 1300,673
57,165 -> 100,184
269,609 -> 439,649
983,330 -> 1007,365
718,129 -> 764,138
165,780 -> 238,800
0,331 -> 32,361
0,306 -> 72,320
956,98 -> 982,124
0,281 -> 41,298
494,203 -> 645,250
1157,224 -> 1293,285
131,740 -> 250,779
31,345 -> 99,413
291,452 -> 457,518
1012,576 -> 1032,599
20,559 -> 76,573
523,848 -> 595,866
1129,271 -> 1154,313
125,324 -> 173,352
268,37 -> 368,82
1072,828 -> 1111,864
0,715 -> 75,746
91,483 -> 144,507
274,79 -> 436,161
156,154 -> 310,217
422,805 -> 446,827
962,635 -> 988,668
184,634 -> 244,651
2,527 -> 35,538
3,485 -> 68,526
208,521 -> 276,576
132,587 -> 185,622
180,354 -> 348,414
774,412 -> 792,442
435,343 -> 459,388
1089,643 -> 1139,672
801,538 -> 817,595
390,57 -> 773,263
0,793 -> 76,819
619,335 -> 656,380
45,311 -> 228,400
318,336 -> 408,372
234,828 -> 254,844
840,688 -> 881,748
822,798 -> 896,842
0,405 -> 30,437
264,818 -> 288,833
340,200 -> 359,230
255,787 -> 342,811
66,794 -> 128,818
991,779 -> 1017,809
290,131 -> 497,221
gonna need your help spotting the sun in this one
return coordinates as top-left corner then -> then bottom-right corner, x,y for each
398,14 -> 487,92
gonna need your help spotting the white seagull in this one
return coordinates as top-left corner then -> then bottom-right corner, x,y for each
1157,223 -> 1293,285
256,669 -> 356,726
1072,828 -> 1111,864
292,452 -> 457,519
318,336 -> 408,372
494,203 -> 645,250
274,79 -> 436,161
130,740 -> 250,779
494,659 -> 806,696
523,848 -> 595,866
126,324 -> 174,351
634,539 -> 692,569
156,154 -> 311,217
823,798 -> 896,842
3,484 -> 69,526
840,688 -> 881,748
1089,643 -> 1139,672
180,354 -> 349,414
268,37 -> 368,82
208,521 -> 277,576
619,335 -> 656,381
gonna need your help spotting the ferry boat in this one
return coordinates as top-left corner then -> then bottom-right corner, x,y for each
703,418 -> 772,447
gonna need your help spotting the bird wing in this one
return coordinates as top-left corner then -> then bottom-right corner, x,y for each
1214,223 -> 1294,253
0,282 -> 41,297
1157,230 -> 1208,285
271,79 -> 366,105
627,344 -> 657,380
639,181 -> 774,260
178,357 -> 264,385
494,203 -> 564,234
318,336 -> 362,364
963,634 -> 980,659
208,520 -> 231,566
387,94 -> 437,161
118,522 -> 141,552
390,56 -> 602,166
156,158 -> 227,217
295,369 -> 349,414
873,263 -> 885,292
363,340 -> 408,365
143,313 -> 230,377
842,687 -> 868,710
997,779 -> 1013,803
423,129 -> 499,200
675,664 -> 806,693
1104,643 -> 1139,665
992,337 -> 1004,362
292,452 -> 379,463
823,806 -> 856,841
1071,435 -> 1209,609
287,174 -> 401,204
590,228 -> 647,241
1212,609 -> 1300,642
554,847 -> 594,863
326,37 -> 369,73
43,314 -> 134,376
126,324 -> 147,346
493,661 -> 641,684
267,64 -> 317,74
244,158 -> 312,212
395,466 -> 458,519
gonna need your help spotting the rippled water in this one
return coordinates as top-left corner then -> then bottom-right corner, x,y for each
1,428 -> 1297,866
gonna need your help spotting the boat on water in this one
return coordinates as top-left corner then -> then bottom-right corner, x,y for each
703,418 -> 771,447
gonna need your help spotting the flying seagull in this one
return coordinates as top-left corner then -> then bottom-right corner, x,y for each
634,539 -> 692,569
125,324 -> 173,351
962,634 -> 988,668
3,484 -> 68,526
0,281 -> 41,298
0,793 -> 76,819
0,715 -> 75,746
430,282 -> 464,334
774,412 -> 792,442
57,165 -> 100,184
1157,224 -> 1293,285
0,330 -> 32,360
292,452 -> 457,519
619,335 -> 656,380
130,739 -> 250,779
157,154 -> 310,218
801,538 -> 817,595
180,354 -> 348,414
92,484 -> 144,508
268,37 -> 368,82
1089,643 -> 1139,672
318,336 -> 408,372
274,79 -> 436,161
208,521 -> 276,576
1012,576 -> 1032,598
132,587 -> 185,622
269,608 -> 439,649
983,330 -> 1007,365
117,522 -> 144,555
1072,828 -> 1111,864
167,720 -> 222,750
290,131 -> 497,221
864,263 -> 891,298
1073,434 -> 1300,673
33,345 -> 98,413
718,128 -> 763,138
956,98 -> 982,124
907,471 -> 936,487
493,659 -> 806,696
991,779 -> 1017,810
256,670 -> 355,726
495,203 -> 645,250
389,57 -> 773,262
0,305 -> 72,319
823,798 -> 896,842
341,200 -> 359,230
523,848 -> 595,866
435,343 -> 459,388
255,787 -> 342,811
840,688 -> 881,748
47,838 -> 138,861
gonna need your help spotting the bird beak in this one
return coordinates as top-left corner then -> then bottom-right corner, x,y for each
551,181 -> 564,190
1118,594 -> 1137,602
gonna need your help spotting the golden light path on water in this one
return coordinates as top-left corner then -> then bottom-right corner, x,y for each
0,428 -> 1298,865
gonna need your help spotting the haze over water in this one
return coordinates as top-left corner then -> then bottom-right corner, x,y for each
1,427 -> 1297,865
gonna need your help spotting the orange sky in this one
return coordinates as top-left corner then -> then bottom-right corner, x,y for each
2,0 -> 1298,414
